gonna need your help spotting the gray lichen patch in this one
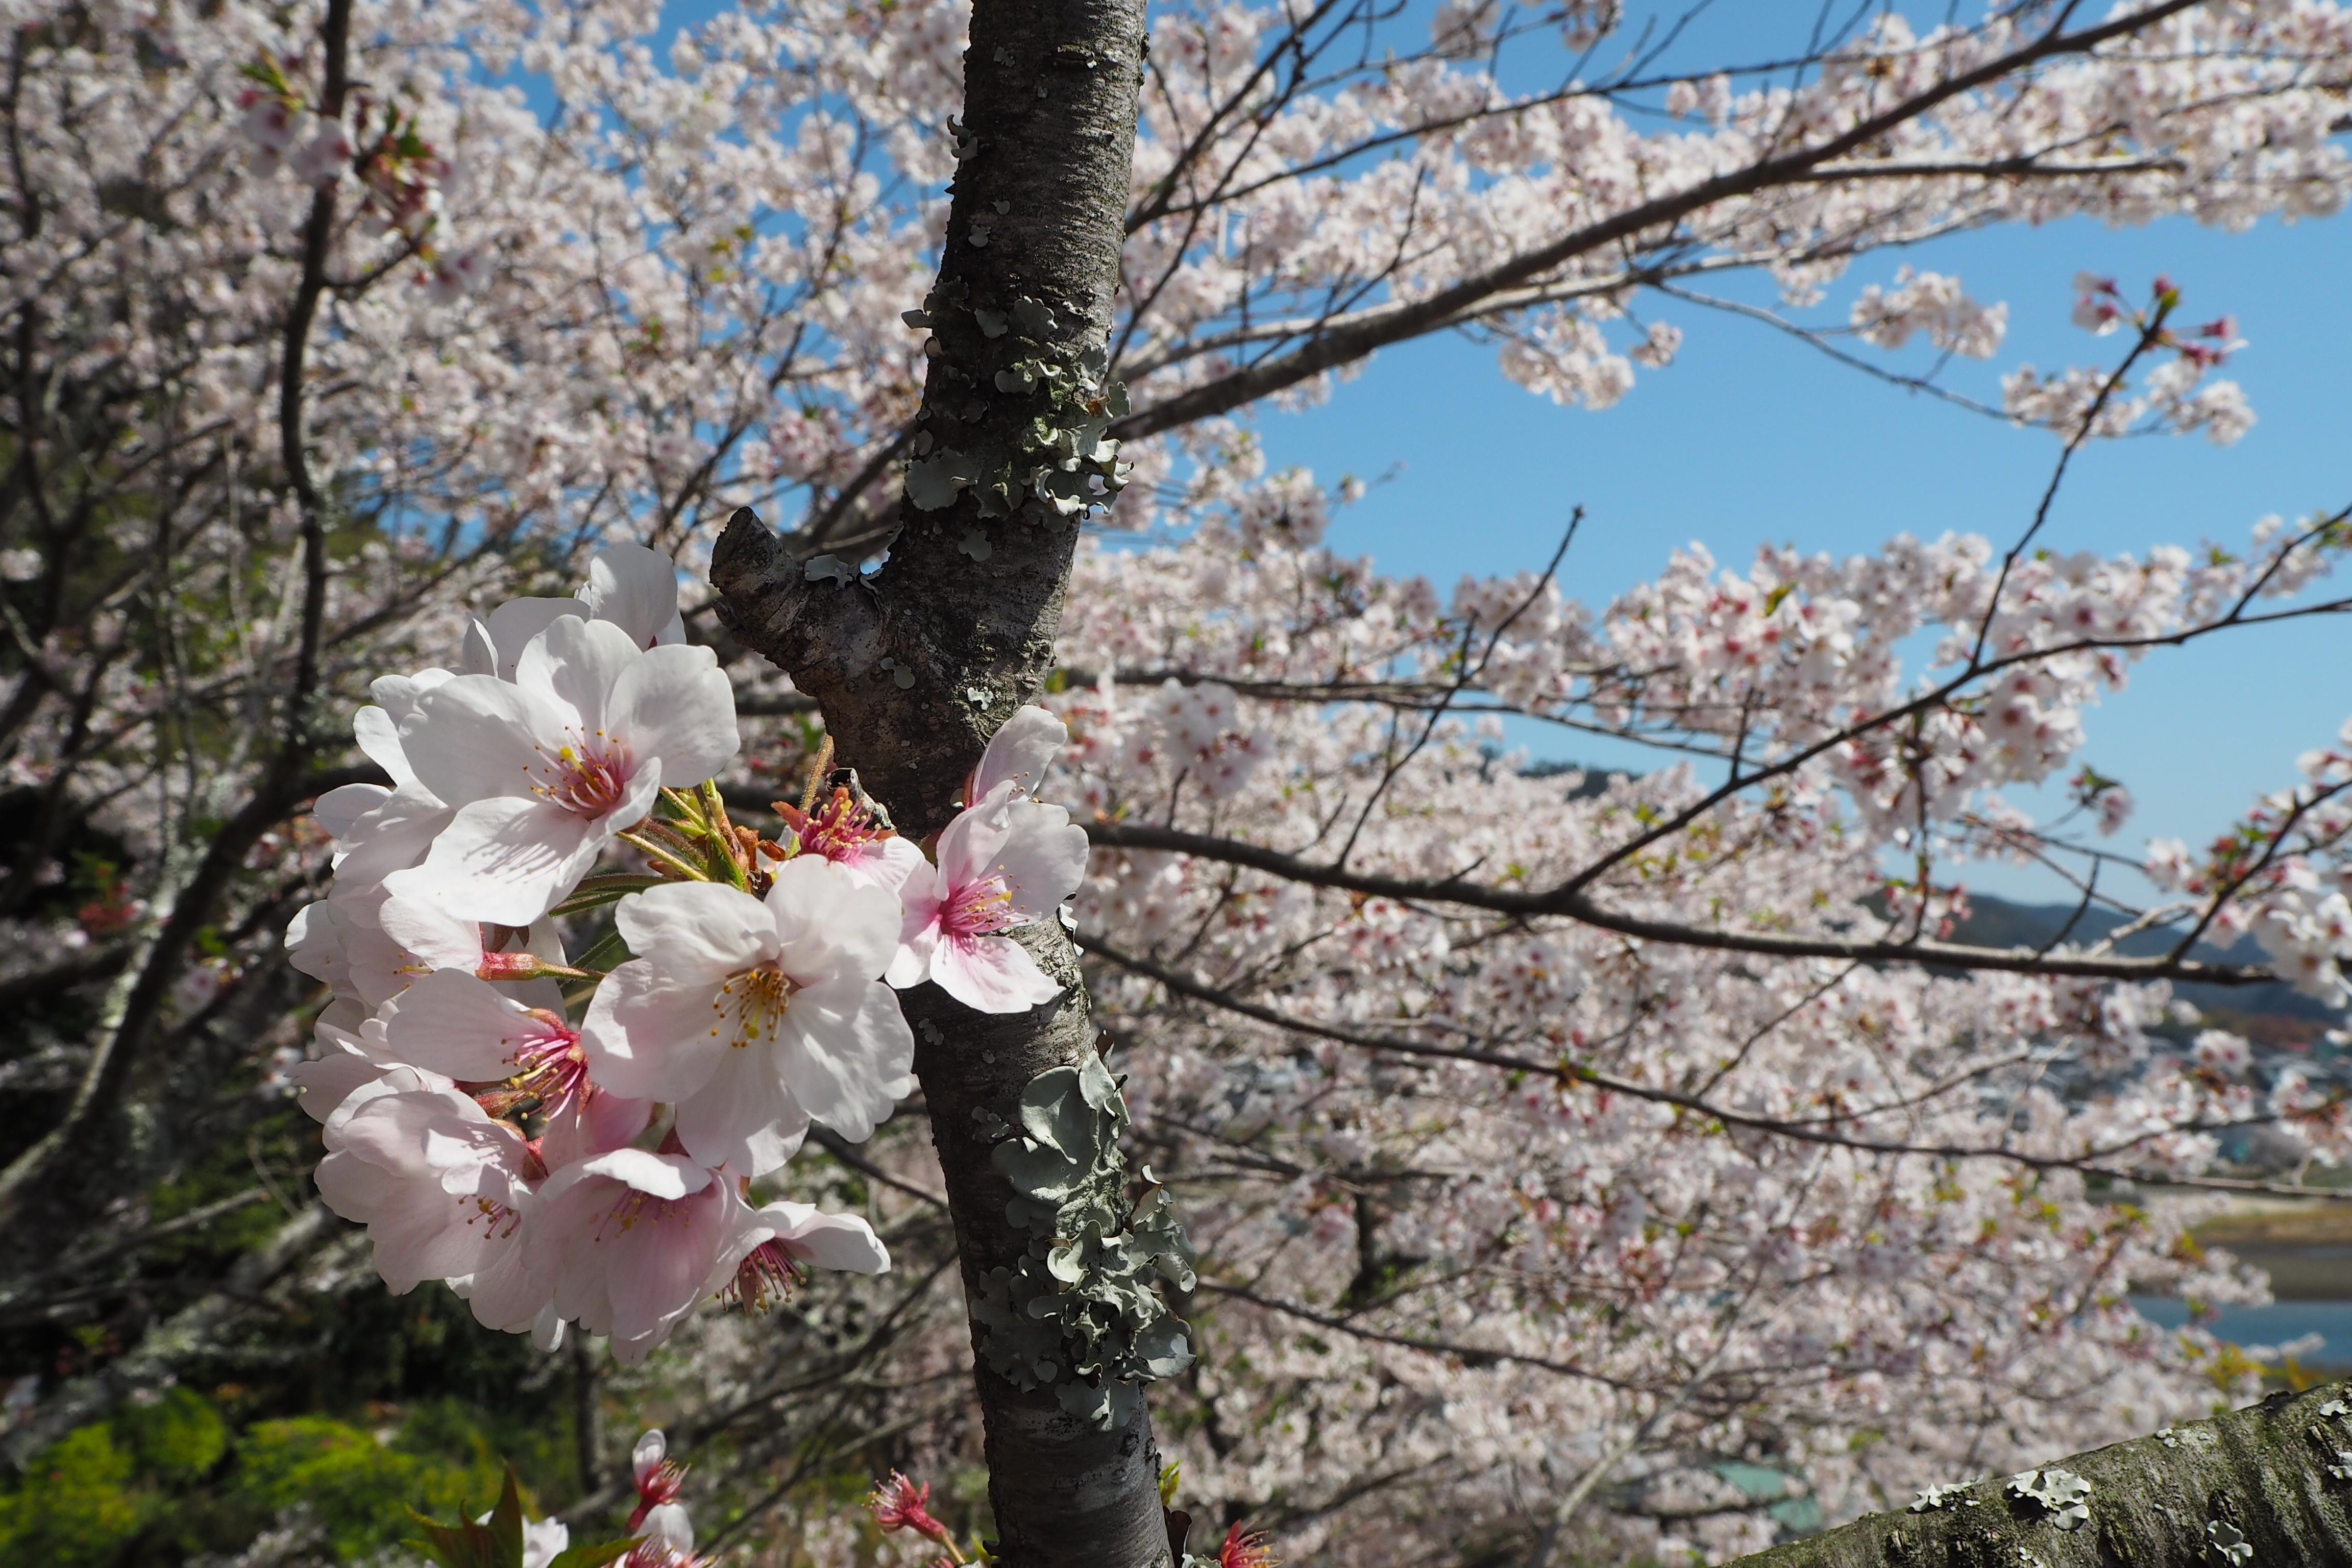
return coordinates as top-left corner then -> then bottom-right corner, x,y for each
969,1052 -> 1196,1429
899,281 -> 1133,528
2006,1467 -> 2091,1531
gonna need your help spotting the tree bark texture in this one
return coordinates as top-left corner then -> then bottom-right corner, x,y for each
713,0 -> 1145,842
710,0 -> 1165,1560
1722,1381 -> 2352,1568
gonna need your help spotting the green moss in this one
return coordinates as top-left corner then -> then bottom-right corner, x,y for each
116,1387 -> 229,1482
0,1424 -> 150,1567
233,1414 -> 504,1561
0,1385 -> 551,1566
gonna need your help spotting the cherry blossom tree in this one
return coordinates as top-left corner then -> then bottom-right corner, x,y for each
3,0 -> 2351,1564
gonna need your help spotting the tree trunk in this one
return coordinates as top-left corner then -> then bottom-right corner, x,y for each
1722,1381 -> 2352,1568
710,0 -> 1168,1560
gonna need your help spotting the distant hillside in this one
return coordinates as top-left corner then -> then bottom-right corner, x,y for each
1517,761 -> 2343,1042
1944,895 -> 2342,1041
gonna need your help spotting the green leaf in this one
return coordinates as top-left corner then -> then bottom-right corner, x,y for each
549,875 -> 665,917
485,1468 -> 525,1567
404,1516 -> 502,1568
569,925 -> 633,973
402,1467 -> 545,1568
547,1536 -> 644,1568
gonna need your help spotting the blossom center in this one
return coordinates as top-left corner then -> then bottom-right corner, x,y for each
779,783 -> 894,867
714,965 -> 795,1047
721,1239 -> 803,1312
539,737 -> 633,817
942,874 -> 1021,940
458,1195 -> 521,1240
590,1188 -> 693,1242
477,1016 -> 590,1120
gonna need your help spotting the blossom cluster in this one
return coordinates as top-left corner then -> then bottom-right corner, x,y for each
1026,481 -> 2347,1563
287,547 -> 1089,1360
2148,718 -> 2352,1007
2002,275 -> 2256,445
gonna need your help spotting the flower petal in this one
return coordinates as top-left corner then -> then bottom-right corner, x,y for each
987,798 -> 1090,919
767,855 -> 901,985
774,975 -> 914,1141
672,1042 -> 811,1176
516,614 -> 642,735
970,705 -> 1067,801
351,706 -> 415,786
483,597 -> 577,680
402,675 -> 562,807
886,873 -> 944,990
386,796 -> 599,926
382,967 -> 551,1081
579,544 -> 684,649
933,930 -> 1062,1014
607,643 -> 739,788
756,1202 -> 891,1273
580,958 -> 736,1102
614,881 -> 778,978
315,782 -> 390,842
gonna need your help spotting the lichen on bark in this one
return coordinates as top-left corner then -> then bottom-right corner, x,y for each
967,1051 -> 1197,1430
1721,1380 -> 2352,1568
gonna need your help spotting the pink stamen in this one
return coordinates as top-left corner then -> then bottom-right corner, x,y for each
628,1458 -> 689,1531
942,876 -> 1021,940
721,1239 -> 803,1312
538,738 -> 633,816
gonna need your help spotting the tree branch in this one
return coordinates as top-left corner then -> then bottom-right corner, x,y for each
1722,1382 -> 2352,1567
1082,822 -> 2280,985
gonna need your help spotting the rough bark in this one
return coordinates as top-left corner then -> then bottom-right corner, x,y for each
713,0 -> 1146,842
709,0 -> 1166,1560
1721,1381 -> 2352,1568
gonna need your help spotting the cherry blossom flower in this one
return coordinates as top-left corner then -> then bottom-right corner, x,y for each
582,860 -> 914,1171
867,1471 -> 951,1544
381,968 -> 649,1164
890,785 -> 1090,1012
312,1072 -> 547,1334
386,616 -> 738,925
629,1429 -> 688,1532
524,1148 -> 751,1363
719,1199 -> 892,1309
2192,1030 -> 2253,1077
771,778 -> 926,894
525,1147 -> 884,1364
889,709 -> 1090,1012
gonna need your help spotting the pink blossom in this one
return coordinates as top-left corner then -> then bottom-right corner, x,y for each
386,616 -> 738,925
524,1149 -> 749,1364
312,1072 -> 550,1335
582,861 -> 913,1171
867,1471 -> 950,1542
888,782 -> 1088,1012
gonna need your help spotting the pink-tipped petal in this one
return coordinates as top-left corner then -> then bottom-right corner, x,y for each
932,930 -> 1062,1015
